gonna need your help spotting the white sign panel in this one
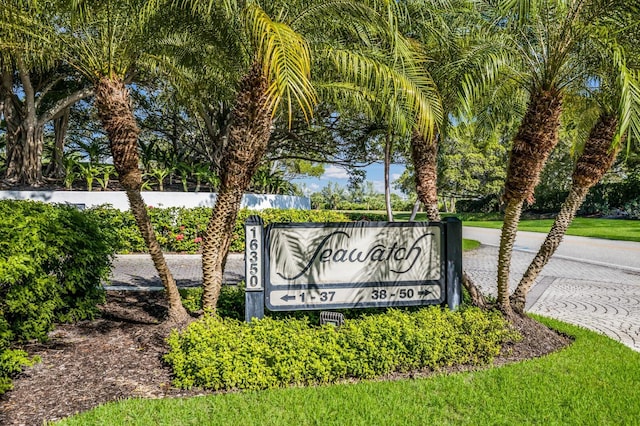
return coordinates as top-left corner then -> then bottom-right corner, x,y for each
268,224 -> 441,286
264,223 -> 445,310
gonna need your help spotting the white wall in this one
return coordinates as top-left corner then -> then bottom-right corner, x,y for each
0,191 -> 310,211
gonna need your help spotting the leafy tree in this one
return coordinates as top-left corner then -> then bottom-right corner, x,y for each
321,181 -> 348,210
438,121 -> 510,210
0,1 -> 93,184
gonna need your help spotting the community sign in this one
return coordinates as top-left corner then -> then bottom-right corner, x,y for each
244,217 -> 462,318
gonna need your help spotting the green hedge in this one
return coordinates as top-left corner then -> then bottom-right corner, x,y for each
165,307 -> 518,391
0,200 -> 118,394
90,206 -> 349,253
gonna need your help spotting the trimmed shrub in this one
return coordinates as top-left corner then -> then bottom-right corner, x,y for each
90,206 -> 349,254
165,307 -> 517,391
0,200 -> 117,393
342,211 -> 389,222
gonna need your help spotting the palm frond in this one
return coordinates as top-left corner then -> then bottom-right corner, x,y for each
324,44 -> 442,139
616,62 -> 640,152
245,3 -> 316,122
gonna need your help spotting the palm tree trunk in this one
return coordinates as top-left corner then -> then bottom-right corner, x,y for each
126,188 -> 188,321
498,89 -> 563,315
496,199 -> 523,315
202,62 -> 272,310
202,189 -> 245,309
510,186 -> 587,311
411,131 -> 440,221
411,130 -> 489,307
384,133 -> 394,222
510,113 -> 620,313
95,76 -> 189,324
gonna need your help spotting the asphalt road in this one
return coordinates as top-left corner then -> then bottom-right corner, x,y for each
463,226 -> 640,273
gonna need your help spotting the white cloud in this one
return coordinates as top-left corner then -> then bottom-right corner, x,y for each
372,179 -> 407,197
372,180 -> 385,193
322,165 -> 349,179
391,173 -> 402,181
298,182 -> 320,196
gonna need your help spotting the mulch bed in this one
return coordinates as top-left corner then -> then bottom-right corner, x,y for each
0,292 -> 572,426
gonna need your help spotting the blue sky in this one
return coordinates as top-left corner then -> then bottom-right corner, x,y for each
293,162 -> 408,197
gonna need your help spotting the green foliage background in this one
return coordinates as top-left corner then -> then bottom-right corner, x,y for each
90,206 -> 349,253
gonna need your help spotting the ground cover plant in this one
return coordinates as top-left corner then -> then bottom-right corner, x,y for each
55,316 -> 640,425
164,307 -> 516,391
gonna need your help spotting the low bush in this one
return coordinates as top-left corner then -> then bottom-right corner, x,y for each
341,211 -> 389,222
165,307 -> 517,391
0,200 -> 117,394
90,206 -> 349,253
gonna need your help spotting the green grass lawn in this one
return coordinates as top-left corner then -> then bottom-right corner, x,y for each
346,211 -> 640,243
58,317 -> 640,425
462,239 -> 480,251
462,217 -> 640,243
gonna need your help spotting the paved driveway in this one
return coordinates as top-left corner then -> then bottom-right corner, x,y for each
463,226 -> 640,352
108,228 -> 640,352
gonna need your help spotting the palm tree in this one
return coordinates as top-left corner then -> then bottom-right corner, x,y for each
400,0 -> 517,224
480,0 -> 639,316
400,1 -> 516,307
167,0 -> 442,310
58,0 -> 190,323
510,42 -> 640,313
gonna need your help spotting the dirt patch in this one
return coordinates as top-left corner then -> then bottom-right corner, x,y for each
0,292 -> 571,425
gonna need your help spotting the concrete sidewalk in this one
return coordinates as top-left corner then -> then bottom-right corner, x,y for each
108,247 -> 640,352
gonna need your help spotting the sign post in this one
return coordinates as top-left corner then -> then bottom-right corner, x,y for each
445,217 -> 462,310
244,215 -> 265,321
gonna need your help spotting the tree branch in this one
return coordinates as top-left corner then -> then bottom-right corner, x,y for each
16,57 -> 36,122
34,76 -> 63,110
38,86 -> 94,127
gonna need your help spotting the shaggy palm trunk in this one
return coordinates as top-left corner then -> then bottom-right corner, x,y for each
411,131 -> 487,307
511,114 -> 620,312
496,199 -> 524,312
94,76 -> 188,324
202,63 -> 272,310
411,131 -> 440,222
497,89 -> 562,315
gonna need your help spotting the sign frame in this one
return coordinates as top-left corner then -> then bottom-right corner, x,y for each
244,217 -> 462,321
244,215 -> 265,320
